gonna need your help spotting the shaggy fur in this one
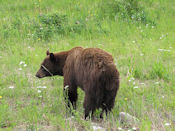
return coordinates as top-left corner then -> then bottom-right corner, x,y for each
36,47 -> 120,119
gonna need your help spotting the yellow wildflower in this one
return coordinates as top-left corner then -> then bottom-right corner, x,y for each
0,96 -> 2,99
124,98 -> 128,101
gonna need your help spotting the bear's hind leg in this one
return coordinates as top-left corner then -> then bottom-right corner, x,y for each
100,89 -> 118,118
100,78 -> 119,118
83,92 -> 96,119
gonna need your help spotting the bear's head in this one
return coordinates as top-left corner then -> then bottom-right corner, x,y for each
36,50 -> 64,78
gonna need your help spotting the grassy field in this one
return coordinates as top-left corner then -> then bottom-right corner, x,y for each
0,0 -> 175,130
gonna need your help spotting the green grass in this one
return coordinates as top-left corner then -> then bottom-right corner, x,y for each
0,0 -> 175,130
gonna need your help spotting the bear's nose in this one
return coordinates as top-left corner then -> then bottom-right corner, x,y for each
35,73 -> 41,78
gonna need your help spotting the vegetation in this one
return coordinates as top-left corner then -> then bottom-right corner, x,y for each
0,0 -> 175,130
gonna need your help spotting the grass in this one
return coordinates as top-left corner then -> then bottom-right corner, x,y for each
0,0 -> 175,130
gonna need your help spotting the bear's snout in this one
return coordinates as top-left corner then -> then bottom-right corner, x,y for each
35,72 -> 42,78
35,70 -> 46,78
35,73 -> 40,78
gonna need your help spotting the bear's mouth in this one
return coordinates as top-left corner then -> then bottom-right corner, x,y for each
35,71 -> 46,78
35,73 -> 43,78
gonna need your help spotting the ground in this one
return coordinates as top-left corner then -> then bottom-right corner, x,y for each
0,0 -> 175,130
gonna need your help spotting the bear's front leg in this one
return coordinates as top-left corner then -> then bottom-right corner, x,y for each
64,80 -> 78,110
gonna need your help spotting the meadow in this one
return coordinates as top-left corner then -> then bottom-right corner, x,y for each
0,0 -> 175,130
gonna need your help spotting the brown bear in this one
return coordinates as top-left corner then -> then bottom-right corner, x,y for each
36,47 -> 120,119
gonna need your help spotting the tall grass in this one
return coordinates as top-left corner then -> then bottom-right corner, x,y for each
0,0 -> 175,130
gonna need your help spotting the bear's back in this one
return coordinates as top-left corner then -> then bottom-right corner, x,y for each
82,48 -> 113,62
66,47 -> 115,72
80,48 -> 114,70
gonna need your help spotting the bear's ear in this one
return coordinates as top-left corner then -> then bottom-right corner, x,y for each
46,50 -> 50,56
50,53 -> 56,62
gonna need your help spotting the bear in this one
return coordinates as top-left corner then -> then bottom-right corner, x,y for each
35,47 -> 120,119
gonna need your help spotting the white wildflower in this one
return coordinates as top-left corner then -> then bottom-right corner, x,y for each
158,49 -> 163,51
140,83 -> 145,85
165,49 -> 171,52
118,127 -> 123,130
133,86 -> 139,89
42,86 -> 47,89
165,123 -> 171,126
23,64 -> 27,67
155,82 -> 159,84
160,34 -> 165,40
131,15 -> 134,19
37,86 -> 47,89
91,122 -> 105,131
158,49 -> 171,52
18,68 -> 22,71
140,53 -> 144,56
129,77 -> 135,82
9,86 -> 15,89
19,61 -> 25,65
37,86 -> 41,88
92,125 -> 104,131
132,127 -> 137,130
38,90 -> 41,93
131,77 -> 135,80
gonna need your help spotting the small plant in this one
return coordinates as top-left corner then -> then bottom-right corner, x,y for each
32,13 -> 88,40
69,19 -> 86,34
133,66 -> 143,79
26,124 -> 36,131
32,13 -> 67,40
149,62 -> 170,81
39,13 -> 67,30
0,104 -> 12,128
12,16 -> 22,29
99,0 -> 155,25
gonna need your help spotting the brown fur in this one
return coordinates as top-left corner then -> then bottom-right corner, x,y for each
36,47 -> 120,119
